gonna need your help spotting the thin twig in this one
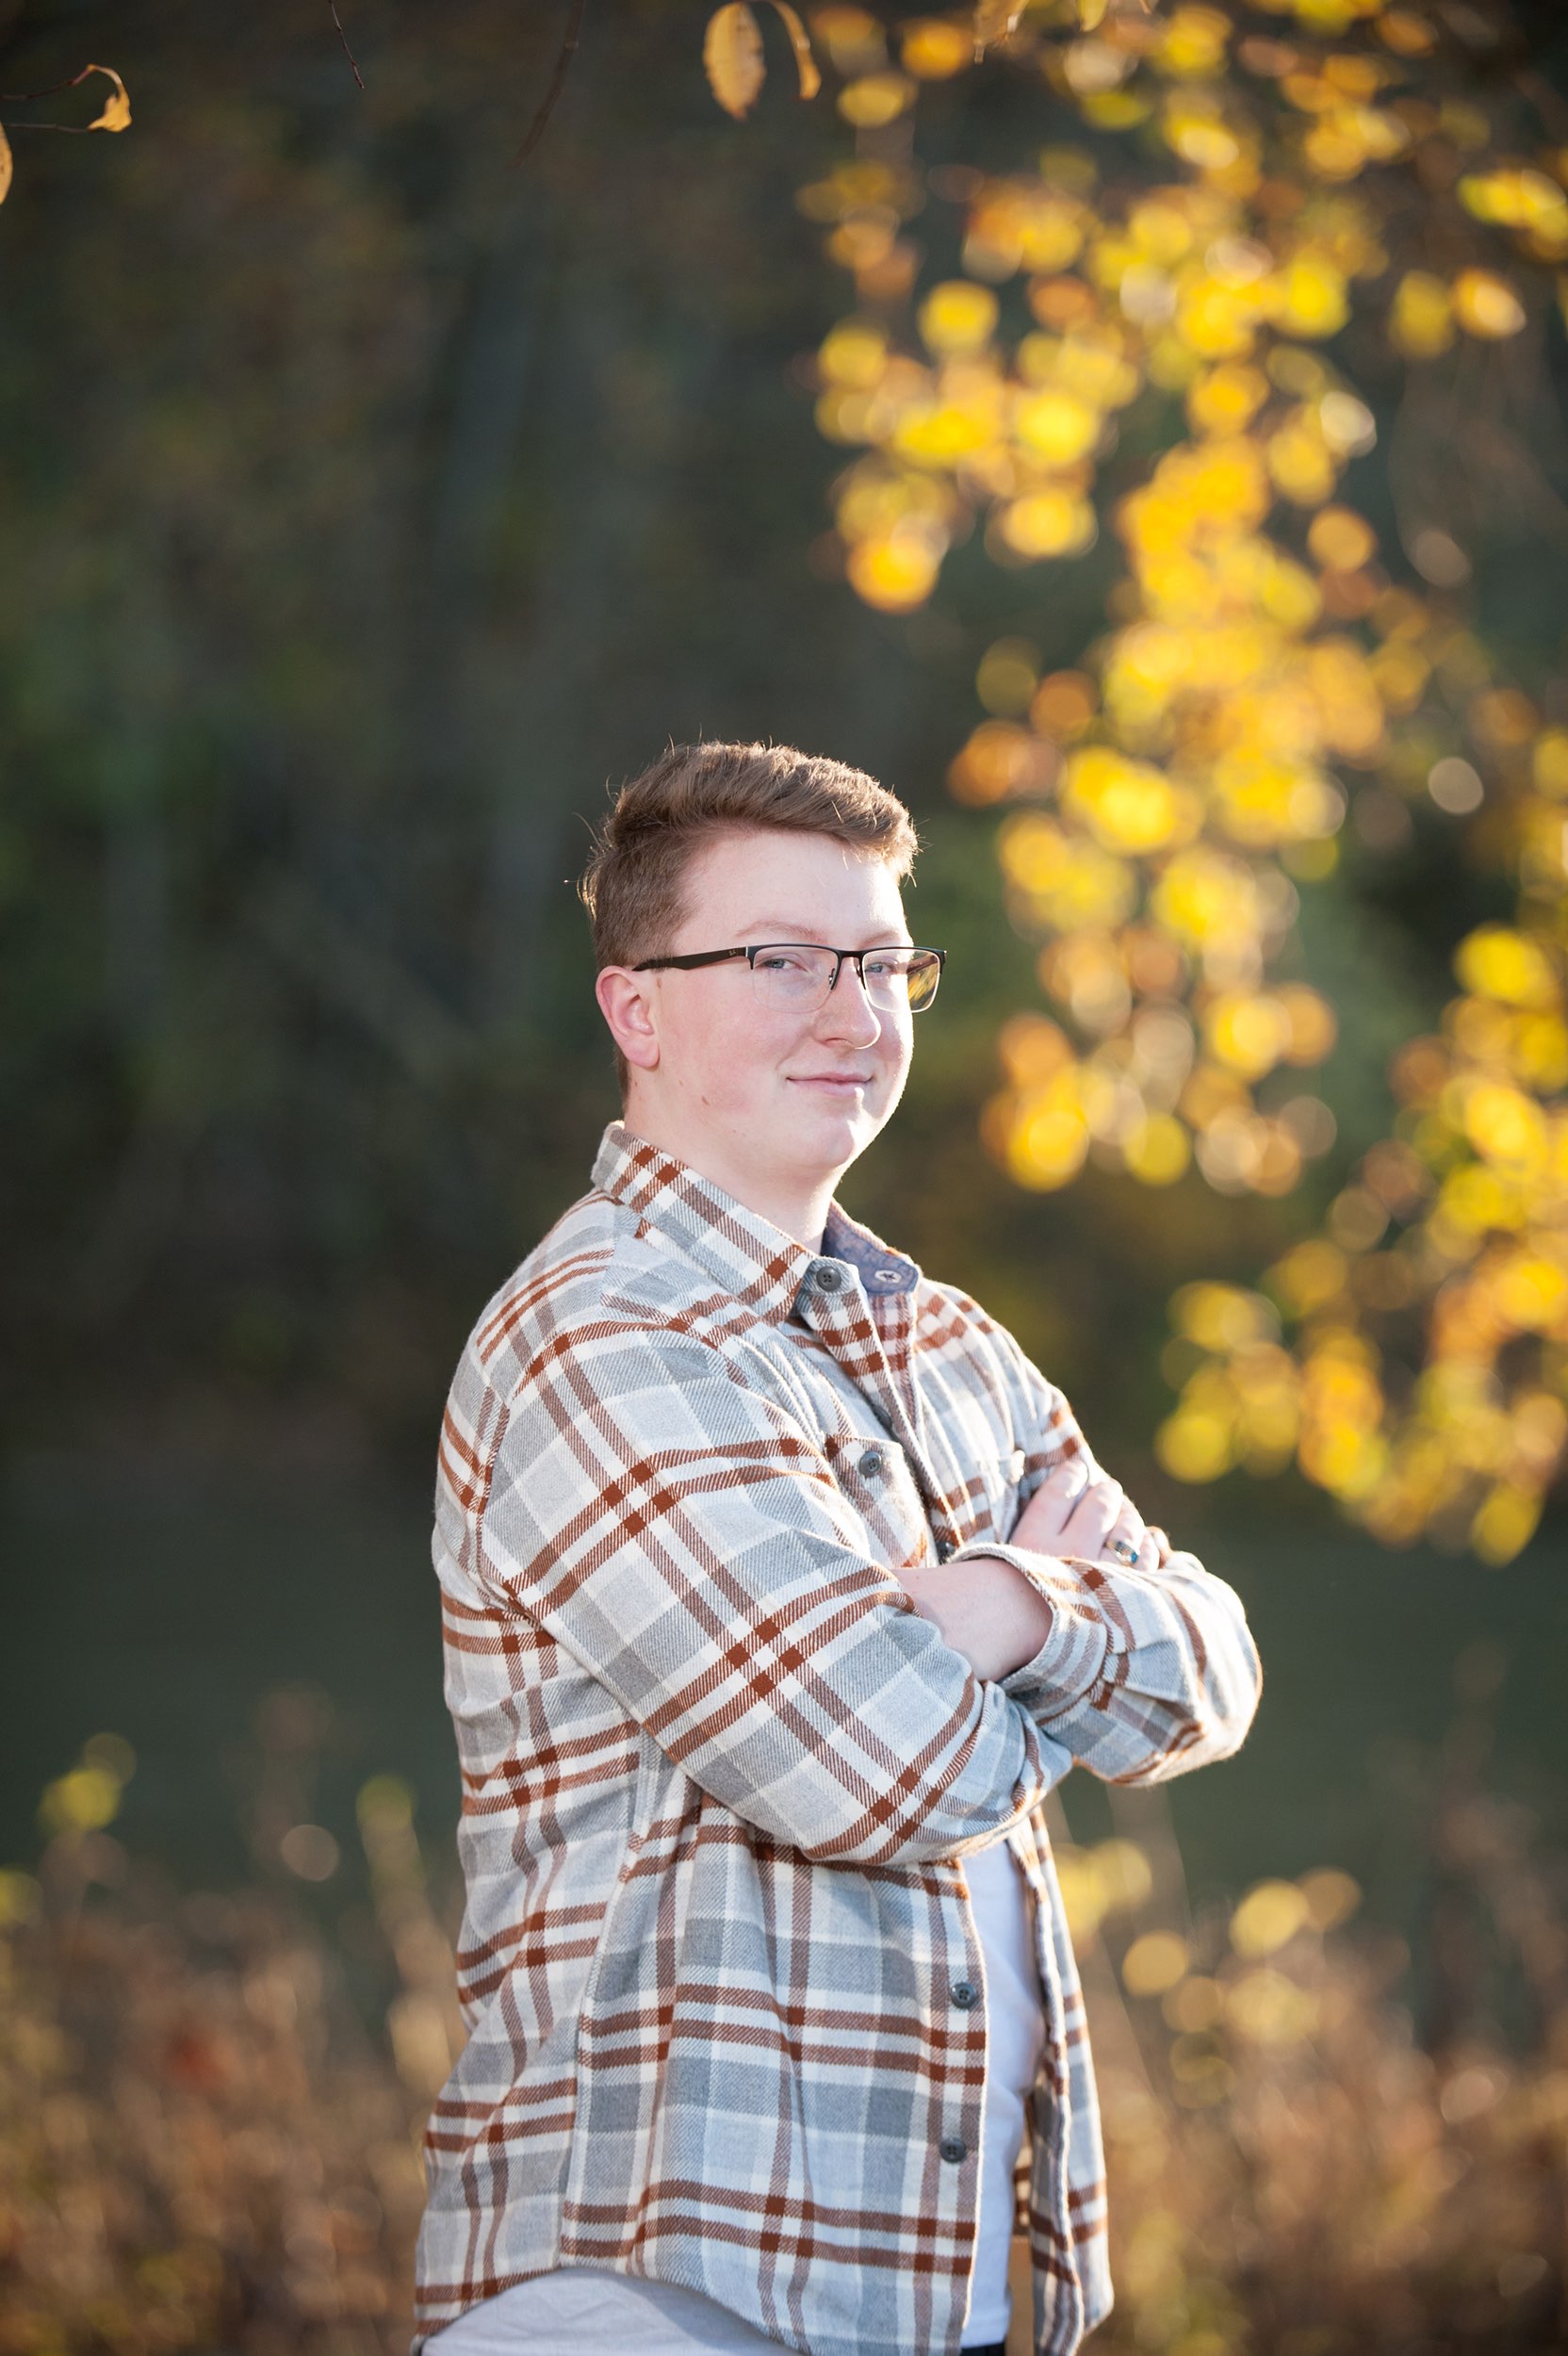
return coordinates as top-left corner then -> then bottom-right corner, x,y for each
329,1 -> 366,91
516,0 -> 587,166
0,64 -> 105,101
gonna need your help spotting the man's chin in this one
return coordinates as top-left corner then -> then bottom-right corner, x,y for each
788,1100 -> 880,1167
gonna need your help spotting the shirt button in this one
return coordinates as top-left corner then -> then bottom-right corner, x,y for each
950,1980 -> 979,2010
935,1539 -> 954,1563
857,1448 -> 885,1480
812,1263 -> 843,1293
939,2135 -> 968,2165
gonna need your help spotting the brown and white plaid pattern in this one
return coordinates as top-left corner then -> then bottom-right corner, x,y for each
416,1123 -> 1261,2356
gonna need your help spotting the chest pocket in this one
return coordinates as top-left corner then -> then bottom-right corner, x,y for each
822,1431 -> 933,1567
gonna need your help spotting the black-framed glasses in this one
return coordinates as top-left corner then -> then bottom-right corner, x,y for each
630,942 -> 946,1015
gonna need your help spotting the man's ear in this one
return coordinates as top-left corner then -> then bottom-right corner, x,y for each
595,968 -> 662,1072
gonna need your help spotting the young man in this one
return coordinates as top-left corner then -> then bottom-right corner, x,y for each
417,742 -> 1261,2356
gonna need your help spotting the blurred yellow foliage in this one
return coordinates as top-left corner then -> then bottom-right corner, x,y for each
1231,1878 -> 1312,1957
1451,267 -> 1527,338
37,1735 -> 136,1840
1054,1836 -> 1155,1941
1391,267 -> 1454,356
1122,1929 -> 1191,1996
901,19 -> 972,81
787,0 -> 1568,1557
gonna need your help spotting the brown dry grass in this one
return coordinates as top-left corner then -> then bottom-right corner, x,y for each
2,1729 -> 1564,2354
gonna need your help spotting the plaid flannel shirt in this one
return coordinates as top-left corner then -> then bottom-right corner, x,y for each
416,1122 -> 1261,2356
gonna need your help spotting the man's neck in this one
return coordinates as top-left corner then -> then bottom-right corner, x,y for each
619,1107 -> 839,1254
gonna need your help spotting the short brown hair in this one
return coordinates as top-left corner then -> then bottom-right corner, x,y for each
580,740 -> 919,970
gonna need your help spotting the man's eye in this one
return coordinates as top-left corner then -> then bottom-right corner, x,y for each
756,951 -> 815,973
863,954 -> 908,979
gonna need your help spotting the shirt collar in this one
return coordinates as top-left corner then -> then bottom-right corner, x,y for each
592,1121 -> 920,1323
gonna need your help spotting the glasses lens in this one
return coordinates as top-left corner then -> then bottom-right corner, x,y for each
901,952 -> 942,1012
749,946 -> 838,1007
858,950 -> 924,1012
747,946 -> 943,1012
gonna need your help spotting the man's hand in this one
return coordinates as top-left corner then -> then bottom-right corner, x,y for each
900,1553 -> 1054,1684
899,1458 -> 1172,1684
1011,1455 -> 1168,1572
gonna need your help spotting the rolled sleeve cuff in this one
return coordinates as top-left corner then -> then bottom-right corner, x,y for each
946,1540 -> 1114,1720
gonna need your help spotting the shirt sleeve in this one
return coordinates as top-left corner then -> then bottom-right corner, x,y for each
960,1340 -> 1262,1786
444,1314 -> 1074,1867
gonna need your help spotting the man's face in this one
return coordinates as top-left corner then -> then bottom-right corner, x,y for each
615,826 -> 916,1203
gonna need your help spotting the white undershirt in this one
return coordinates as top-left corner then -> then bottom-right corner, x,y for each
432,1835 -> 1043,2354
960,1833 -> 1045,2345
428,2267 -> 780,2353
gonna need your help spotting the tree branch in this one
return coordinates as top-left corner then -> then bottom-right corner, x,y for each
328,3 -> 366,92
516,0 -> 588,166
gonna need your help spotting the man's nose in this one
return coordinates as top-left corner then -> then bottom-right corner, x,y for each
818,957 -> 884,1043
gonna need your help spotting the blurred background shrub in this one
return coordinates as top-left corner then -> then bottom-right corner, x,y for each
3,1672 -> 1564,2351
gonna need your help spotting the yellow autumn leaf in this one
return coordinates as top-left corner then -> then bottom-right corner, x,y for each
902,18 -> 972,78
767,3 -> 821,101
1451,268 -> 1526,340
1079,0 -> 1112,27
0,126 -> 11,207
705,3 -> 766,120
972,0 -> 1024,54
84,63 -> 131,132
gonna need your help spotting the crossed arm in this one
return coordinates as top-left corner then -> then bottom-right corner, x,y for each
902,1458 -> 1163,1684
448,1314 -> 1260,1865
908,1368 -> 1260,1786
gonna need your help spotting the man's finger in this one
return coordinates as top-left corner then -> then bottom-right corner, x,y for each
1064,1479 -> 1125,1545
